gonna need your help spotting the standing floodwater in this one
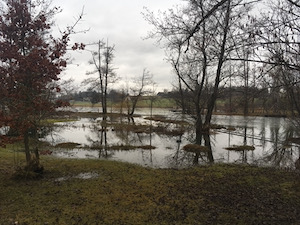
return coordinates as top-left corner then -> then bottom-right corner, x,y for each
42,108 -> 300,169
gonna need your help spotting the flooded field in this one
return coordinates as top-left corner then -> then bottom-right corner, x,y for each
42,108 -> 300,169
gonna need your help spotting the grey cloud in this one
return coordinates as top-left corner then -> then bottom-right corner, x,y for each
53,0 -> 182,91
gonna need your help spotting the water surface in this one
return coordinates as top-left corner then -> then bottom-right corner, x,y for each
43,108 -> 300,169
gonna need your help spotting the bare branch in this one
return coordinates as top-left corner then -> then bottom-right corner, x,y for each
286,0 -> 300,8
183,0 -> 228,51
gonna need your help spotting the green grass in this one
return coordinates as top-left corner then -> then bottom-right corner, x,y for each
136,97 -> 176,108
70,101 -> 101,107
70,97 -> 176,109
41,118 -> 78,125
0,147 -> 300,224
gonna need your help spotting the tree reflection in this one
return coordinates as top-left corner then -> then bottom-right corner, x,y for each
167,132 -> 214,167
169,115 -> 300,169
203,134 -> 214,164
242,125 -> 248,163
86,114 -> 156,166
85,116 -> 113,159
262,118 -> 298,168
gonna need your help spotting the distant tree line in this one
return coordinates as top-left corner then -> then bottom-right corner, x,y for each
66,89 -> 124,105
63,83 -> 289,116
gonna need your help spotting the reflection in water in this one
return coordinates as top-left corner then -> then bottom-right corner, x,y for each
42,110 -> 300,169
213,115 -> 299,168
85,116 -> 111,158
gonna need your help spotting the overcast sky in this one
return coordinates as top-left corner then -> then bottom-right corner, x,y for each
52,0 -> 183,92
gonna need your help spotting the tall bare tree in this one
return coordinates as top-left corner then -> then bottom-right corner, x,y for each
144,0 -> 255,143
83,40 -> 117,115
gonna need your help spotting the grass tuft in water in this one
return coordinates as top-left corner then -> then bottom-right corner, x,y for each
90,144 -> 156,151
54,142 -> 81,149
224,145 -> 255,151
183,144 -> 209,153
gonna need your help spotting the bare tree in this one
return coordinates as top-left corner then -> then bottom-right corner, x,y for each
127,69 -> 153,116
144,0 -> 255,143
83,40 -> 117,115
240,0 -> 300,120
56,78 -> 77,104
226,0 -> 300,117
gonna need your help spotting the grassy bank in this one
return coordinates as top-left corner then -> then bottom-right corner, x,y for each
69,99 -> 289,118
71,97 -> 176,109
0,148 -> 300,225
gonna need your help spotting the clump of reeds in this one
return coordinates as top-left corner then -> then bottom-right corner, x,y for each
224,145 -> 255,151
183,144 -> 209,153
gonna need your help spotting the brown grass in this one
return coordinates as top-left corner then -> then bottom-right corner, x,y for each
183,144 -> 209,153
224,145 -> 255,151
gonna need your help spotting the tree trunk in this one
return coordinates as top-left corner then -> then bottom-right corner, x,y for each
103,92 -> 107,114
204,0 -> 231,130
243,48 -> 249,116
203,134 -> 214,163
195,113 -> 203,145
24,130 -> 31,165
103,68 -> 108,115
194,30 -> 208,140
129,95 -> 140,116
178,76 -> 186,114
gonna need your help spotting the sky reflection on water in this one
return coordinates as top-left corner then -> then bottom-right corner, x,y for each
43,108 -> 300,169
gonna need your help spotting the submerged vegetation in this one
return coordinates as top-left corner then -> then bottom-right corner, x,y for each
90,144 -> 156,151
144,115 -> 189,125
55,142 -> 81,149
0,147 -> 300,225
224,145 -> 256,151
183,144 -> 209,153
